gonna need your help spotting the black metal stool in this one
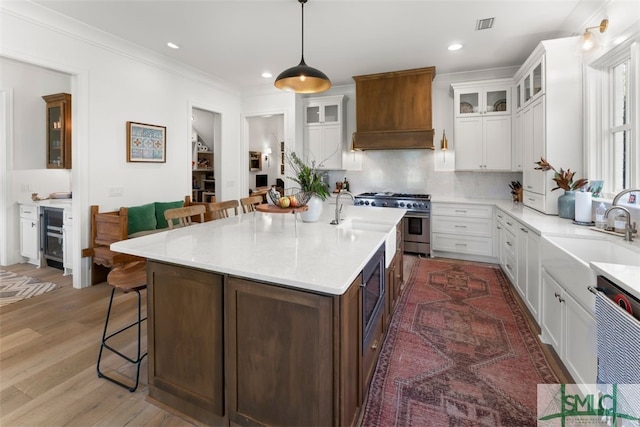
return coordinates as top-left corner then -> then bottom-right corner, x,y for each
96,260 -> 148,392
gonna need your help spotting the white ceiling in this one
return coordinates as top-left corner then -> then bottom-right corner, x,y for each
31,0 -> 610,90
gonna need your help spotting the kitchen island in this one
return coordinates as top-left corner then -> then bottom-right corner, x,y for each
111,204 -> 405,426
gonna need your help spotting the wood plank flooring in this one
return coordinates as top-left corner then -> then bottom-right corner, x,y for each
0,264 -> 196,426
1,257 -> 571,426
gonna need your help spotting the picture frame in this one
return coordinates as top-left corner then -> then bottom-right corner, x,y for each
126,121 -> 166,163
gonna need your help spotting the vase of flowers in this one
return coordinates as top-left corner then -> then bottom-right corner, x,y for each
534,158 -> 588,219
288,152 -> 330,222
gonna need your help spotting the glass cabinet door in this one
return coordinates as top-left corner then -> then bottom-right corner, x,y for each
524,75 -> 531,103
323,104 -> 339,123
458,91 -> 480,115
485,89 -> 508,114
47,104 -> 63,167
305,105 -> 321,124
532,63 -> 543,97
516,83 -> 522,109
43,93 -> 71,169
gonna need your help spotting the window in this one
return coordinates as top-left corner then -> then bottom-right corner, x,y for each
587,39 -> 639,196
609,59 -> 631,191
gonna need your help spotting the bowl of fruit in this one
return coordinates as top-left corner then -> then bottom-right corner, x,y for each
268,189 -> 311,209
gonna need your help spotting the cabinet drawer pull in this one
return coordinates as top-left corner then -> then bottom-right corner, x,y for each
520,228 -> 528,233
371,340 -> 378,351
31,222 -> 37,228
506,221 -> 512,226
497,214 -> 503,219
497,226 -> 502,229
554,292 -> 560,298
455,243 -> 468,246
506,264 -> 512,271
506,241 -> 513,247
454,225 -> 467,228
528,198 -> 536,202
455,210 -> 467,213
558,297 -> 565,303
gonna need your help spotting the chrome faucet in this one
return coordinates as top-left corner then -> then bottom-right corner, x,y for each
605,188 -> 639,242
332,190 -> 354,225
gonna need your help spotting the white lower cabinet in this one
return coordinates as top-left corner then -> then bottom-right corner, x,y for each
19,204 -> 40,266
496,208 -> 541,324
541,269 -> 597,385
432,202 -> 495,261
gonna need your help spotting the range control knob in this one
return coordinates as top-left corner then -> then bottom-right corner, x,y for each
382,202 -> 388,207
371,202 -> 376,207
399,202 -> 405,207
394,202 -> 399,207
365,201 -> 370,205
358,200 -> 365,205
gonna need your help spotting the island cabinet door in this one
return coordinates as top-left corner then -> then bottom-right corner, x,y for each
146,261 -> 224,426
226,276 -> 336,427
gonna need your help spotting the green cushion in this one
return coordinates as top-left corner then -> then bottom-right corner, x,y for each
127,203 -> 157,235
155,200 -> 184,229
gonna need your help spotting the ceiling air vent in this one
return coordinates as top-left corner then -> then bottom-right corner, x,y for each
476,17 -> 495,31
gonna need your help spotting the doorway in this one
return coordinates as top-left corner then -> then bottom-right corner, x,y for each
246,114 -> 284,194
191,107 -> 220,203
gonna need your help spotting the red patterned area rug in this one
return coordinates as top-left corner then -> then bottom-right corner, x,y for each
362,258 -> 559,427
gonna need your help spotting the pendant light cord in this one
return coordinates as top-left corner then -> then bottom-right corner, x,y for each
300,0 -> 306,64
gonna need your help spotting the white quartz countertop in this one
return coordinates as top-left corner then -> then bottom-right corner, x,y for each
434,197 -> 640,297
111,204 -> 405,295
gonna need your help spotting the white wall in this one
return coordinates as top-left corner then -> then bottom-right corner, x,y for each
1,2 -> 242,287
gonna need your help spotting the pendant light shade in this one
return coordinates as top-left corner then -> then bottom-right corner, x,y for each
275,0 -> 331,93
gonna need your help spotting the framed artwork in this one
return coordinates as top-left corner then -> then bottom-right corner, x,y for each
126,121 -> 166,162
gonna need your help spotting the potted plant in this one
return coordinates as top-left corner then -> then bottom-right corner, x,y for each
534,158 -> 588,219
287,151 -> 330,222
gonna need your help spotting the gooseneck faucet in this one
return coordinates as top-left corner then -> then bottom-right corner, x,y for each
604,188 -> 639,242
332,190 -> 354,225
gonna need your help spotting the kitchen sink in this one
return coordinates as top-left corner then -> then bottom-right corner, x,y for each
338,219 -> 396,268
543,235 -> 640,266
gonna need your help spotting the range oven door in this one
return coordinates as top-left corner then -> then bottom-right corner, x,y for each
403,213 -> 431,256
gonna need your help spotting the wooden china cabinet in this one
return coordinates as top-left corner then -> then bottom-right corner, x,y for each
43,93 -> 72,169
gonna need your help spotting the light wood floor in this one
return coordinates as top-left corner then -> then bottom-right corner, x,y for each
0,263 -> 196,426
1,257 -> 570,426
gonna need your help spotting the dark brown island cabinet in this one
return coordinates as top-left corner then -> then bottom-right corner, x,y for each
145,222 -> 404,427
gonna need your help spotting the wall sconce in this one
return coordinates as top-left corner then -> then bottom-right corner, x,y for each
581,19 -> 608,52
440,130 -> 448,161
264,148 -> 272,166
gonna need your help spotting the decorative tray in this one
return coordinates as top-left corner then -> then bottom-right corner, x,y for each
256,204 -> 308,214
494,99 -> 507,111
460,102 -> 474,114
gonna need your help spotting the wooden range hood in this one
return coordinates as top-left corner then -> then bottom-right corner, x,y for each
352,66 -> 436,150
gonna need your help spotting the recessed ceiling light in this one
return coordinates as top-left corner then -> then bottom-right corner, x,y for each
167,42 -> 179,49
262,72 -> 273,78
448,43 -> 463,51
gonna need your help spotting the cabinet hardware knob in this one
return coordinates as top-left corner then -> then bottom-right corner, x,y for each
520,228 -> 528,232
371,340 -> 378,351
506,241 -> 512,246
506,221 -> 512,226
558,297 -> 565,303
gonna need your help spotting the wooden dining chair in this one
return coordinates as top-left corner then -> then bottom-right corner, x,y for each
164,205 -> 206,229
209,200 -> 240,220
240,195 -> 264,214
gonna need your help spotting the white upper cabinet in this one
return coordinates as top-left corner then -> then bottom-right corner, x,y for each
514,37 -> 583,215
452,79 -> 512,171
303,95 -> 345,170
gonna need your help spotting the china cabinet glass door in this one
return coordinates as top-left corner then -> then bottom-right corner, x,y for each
43,93 -> 71,169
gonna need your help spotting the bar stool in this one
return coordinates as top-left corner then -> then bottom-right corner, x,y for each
96,260 -> 148,392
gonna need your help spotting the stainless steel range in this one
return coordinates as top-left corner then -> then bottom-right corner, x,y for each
354,192 -> 431,256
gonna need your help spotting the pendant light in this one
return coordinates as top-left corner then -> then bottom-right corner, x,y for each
274,0 -> 331,93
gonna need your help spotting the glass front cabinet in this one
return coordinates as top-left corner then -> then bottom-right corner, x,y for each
454,85 -> 510,117
515,57 -> 544,111
43,93 -> 72,169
